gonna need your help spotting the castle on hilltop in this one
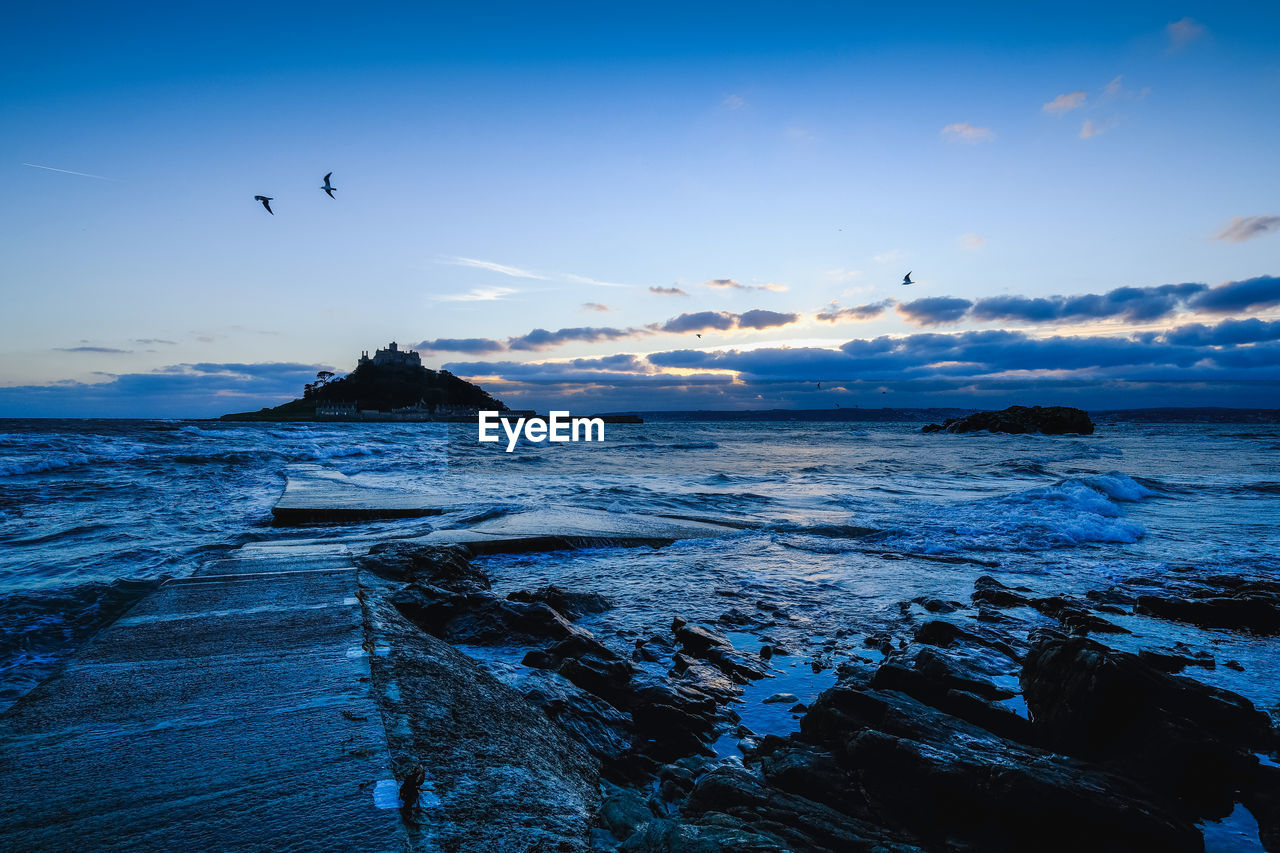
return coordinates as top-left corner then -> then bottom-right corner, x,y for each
358,341 -> 421,368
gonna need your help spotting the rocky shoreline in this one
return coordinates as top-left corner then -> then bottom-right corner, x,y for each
357,541 -> 1280,852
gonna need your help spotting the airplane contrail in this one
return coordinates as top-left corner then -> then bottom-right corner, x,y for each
22,163 -> 116,181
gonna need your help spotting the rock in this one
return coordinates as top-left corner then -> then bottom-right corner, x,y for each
360,542 -> 487,590
674,623 -> 733,655
600,787 -> 657,842
763,693 -> 798,704
922,405 -> 1094,436
522,633 -> 620,670
912,619 -> 1020,660
364,585 -> 599,851
669,655 -> 743,704
1020,635 -> 1275,813
507,584 -> 613,619
1028,595 -> 1130,635
675,623 -> 767,682
1138,647 -> 1215,674
971,575 -> 1031,608
1135,591 -> 1280,634
617,817 -> 790,852
682,765 -> 922,852
798,683 -> 1203,851
910,597 -> 962,613
392,585 -> 585,646
558,653 -> 636,708
518,670 -> 634,765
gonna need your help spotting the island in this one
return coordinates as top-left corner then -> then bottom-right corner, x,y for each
221,342 -> 521,422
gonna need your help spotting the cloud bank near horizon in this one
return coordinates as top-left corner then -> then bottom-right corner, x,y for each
7,311 -> 1280,417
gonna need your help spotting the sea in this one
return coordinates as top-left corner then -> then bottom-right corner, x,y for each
2,417 -> 1279,800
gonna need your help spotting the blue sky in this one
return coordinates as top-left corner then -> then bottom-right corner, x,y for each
2,1 -> 1278,416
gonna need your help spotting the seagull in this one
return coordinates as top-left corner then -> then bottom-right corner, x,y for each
321,172 -> 336,199
254,195 -> 274,215
696,333 -> 702,339
901,271 -> 913,286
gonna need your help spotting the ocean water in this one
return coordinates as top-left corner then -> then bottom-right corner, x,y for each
2,417 -> 1280,727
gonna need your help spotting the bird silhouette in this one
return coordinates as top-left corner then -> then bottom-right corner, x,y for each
902,271 -> 913,285
254,195 -> 274,215
321,172 -> 336,199
696,333 -> 702,339
817,382 -> 822,389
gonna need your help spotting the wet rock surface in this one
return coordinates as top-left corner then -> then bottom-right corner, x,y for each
922,404 -> 1095,435
362,543 -> 1279,852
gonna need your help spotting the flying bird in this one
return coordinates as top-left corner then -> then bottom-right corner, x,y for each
321,172 -> 336,198
901,271 -> 913,285
254,195 -> 274,215
696,333 -> 702,339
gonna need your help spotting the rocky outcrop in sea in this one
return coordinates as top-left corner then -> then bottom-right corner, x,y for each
923,405 -> 1095,435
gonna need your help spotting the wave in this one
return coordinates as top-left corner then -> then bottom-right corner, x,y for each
0,453 -> 92,477
669,442 -> 719,450
883,471 -> 1154,552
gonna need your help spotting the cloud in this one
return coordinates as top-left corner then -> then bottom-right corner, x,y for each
417,338 -> 506,354
1188,276 -> 1280,314
722,94 -> 746,110
959,233 -> 986,250
649,286 -> 688,296
736,309 -> 800,330
564,273 -> 630,288
506,326 -> 643,351
1163,318 -> 1280,347
581,302 -> 611,312
816,300 -> 892,322
132,338 -> 177,345
435,286 -> 519,302
54,346 -> 132,354
1103,76 -> 1124,98
444,257 -> 547,279
1079,120 -> 1103,139
897,297 -> 974,326
0,362 -> 330,418
1167,17 -> 1206,52
941,123 -> 995,144
1215,216 -> 1280,243
660,311 -> 739,334
1043,91 -> 1087,115
970,283 -> 1210,325
658,308 -> 798,334
701,279 -> 788,293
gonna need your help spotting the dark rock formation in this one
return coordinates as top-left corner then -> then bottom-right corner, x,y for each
1135,578 -> 1280,634
1021,635 -> 1274,813
923,405 -> 1094,435
359,542 -> 487,590
508,584 -> 613,619
363,584 -> 600,852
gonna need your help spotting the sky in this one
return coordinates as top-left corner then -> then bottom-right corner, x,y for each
2,1 -> 1278,416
